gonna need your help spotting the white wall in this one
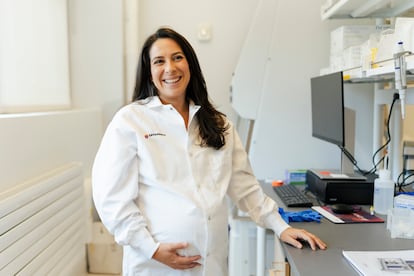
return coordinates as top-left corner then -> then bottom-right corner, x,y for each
68,0 -> 125,127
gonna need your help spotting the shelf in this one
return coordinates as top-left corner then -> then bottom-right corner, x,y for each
342,54 -> 414,83
321,0 -> 414,20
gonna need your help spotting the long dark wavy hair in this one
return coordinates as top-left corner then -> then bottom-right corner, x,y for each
132,27 -> 229,149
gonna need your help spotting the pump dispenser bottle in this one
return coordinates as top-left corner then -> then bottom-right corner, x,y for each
373,169 -> 395,215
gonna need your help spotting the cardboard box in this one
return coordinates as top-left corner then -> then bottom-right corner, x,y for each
87,222 -> 123,274
269,262 -> 290,276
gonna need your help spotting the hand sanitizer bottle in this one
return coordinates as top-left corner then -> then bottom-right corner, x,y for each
373,169 -> 395,215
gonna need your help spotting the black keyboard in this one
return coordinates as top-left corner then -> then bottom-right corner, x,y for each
273,185 -> 313,207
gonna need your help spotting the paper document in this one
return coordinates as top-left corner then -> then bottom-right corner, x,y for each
342,250 -> 414,275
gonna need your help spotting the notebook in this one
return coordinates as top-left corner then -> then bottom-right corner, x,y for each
312,206 -> 384,224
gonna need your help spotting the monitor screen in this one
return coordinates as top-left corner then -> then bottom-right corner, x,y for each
310,71 -> 344,147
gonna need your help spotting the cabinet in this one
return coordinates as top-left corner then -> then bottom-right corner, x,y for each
321,0 -> 414,20
321,0 -> 414,180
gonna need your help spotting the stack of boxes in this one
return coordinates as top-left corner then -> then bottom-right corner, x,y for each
322,18 -> 414,75
329,25 -> 376,72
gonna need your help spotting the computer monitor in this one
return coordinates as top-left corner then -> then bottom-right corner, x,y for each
310,71 -> 364,179
310,71 -> 344,147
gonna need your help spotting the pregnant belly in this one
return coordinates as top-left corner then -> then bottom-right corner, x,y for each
137,185 -> 228,257
148,208 -> 206,257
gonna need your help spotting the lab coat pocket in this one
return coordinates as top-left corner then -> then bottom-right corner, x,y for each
191,144 -> 231,192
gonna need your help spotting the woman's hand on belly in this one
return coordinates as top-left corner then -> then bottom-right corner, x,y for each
152,242 -> 202,270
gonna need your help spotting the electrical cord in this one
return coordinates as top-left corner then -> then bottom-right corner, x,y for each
366,93 -> 399,175
396,169 -> 414,192
338,93 -> 399,176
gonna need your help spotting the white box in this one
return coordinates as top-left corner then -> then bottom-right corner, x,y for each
87,222 -> 123,274
330,25 -> 376,55
343,45 -> 362,69
394,194 -> 414,210
330,53 -> 345,71
387,207 -> 414,239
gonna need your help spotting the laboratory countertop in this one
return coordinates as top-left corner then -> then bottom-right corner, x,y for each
261,181 -> 414,276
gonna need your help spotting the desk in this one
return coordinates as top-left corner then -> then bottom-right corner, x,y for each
261,182 -> 414,276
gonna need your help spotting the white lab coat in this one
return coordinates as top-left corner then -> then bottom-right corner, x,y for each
92,96 -> 289,276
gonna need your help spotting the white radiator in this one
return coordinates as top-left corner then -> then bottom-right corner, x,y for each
0,162 -> 87,275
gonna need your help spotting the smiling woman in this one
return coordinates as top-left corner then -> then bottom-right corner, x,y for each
92,27 -> 326,276
0,0 -> 70,113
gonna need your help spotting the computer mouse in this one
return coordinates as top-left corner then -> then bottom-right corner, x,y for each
331,203 -> 354,214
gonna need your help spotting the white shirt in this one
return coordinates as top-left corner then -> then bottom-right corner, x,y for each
92,96 -> 289,276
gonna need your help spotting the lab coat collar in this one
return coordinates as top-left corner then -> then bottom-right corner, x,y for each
145,96 -> 201,115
